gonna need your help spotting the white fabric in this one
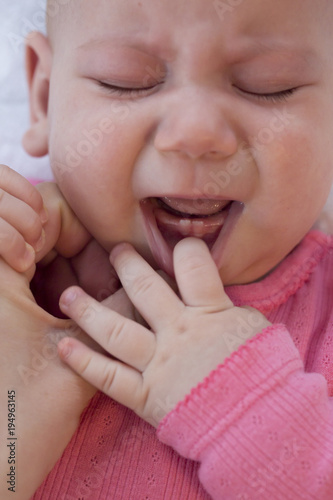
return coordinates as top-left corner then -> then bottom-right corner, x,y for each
0,0 -> 52,179
0,1 -> 332,231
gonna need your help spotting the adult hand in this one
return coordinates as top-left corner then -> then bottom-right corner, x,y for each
0,258 -> 98,500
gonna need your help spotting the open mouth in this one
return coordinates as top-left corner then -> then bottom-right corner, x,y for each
140,197 -> 243,276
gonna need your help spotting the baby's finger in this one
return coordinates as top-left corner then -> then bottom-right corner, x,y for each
0,219 -> 35,272
110,243 -> 184,331
173,238 -> 233,310
59,287 -> 155,371
0,165 -> 47,221
58,337 -> 144,412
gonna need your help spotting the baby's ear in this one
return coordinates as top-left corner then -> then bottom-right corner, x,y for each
22,32 -> 52,158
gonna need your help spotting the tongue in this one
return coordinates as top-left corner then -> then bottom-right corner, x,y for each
160,197 -> 230,216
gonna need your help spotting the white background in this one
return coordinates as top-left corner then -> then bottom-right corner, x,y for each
0,0 -> 52,180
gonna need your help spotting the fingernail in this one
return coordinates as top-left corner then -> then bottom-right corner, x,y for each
34,229 -> 46,253
60,288 -> 78,308
58,338 -> 72,359
40,206 -> 48,224
21,243 -> 35,268
110,242 -> 132,263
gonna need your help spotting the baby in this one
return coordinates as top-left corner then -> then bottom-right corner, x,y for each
1,0 -> 333,498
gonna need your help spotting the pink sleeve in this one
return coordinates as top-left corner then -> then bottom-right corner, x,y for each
157,325 -> 333,499
28,178 -> 49,186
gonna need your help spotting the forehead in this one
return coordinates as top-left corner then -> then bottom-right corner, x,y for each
48,0 -> 332,59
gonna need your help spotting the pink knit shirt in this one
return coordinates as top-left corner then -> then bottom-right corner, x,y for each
32,230 -> 333,500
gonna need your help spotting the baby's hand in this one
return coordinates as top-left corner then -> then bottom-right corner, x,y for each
58,238 -> 271,427
0,164 -> 48,271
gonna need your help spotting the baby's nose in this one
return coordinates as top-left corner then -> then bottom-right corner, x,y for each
153,86 -> 238,160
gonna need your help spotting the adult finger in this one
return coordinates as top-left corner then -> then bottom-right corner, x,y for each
0,165 -> 47,220
0,219 -> 35,272
0,194 -> 45,250
0,256 -> 35,295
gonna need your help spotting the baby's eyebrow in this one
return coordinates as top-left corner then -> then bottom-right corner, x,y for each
76,34 -> 320,74
78,34 -> 142,50
76,34 -> 173,60
230,38 -> 319,67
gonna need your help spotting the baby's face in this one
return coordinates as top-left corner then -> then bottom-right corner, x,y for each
46,0 -> 333,285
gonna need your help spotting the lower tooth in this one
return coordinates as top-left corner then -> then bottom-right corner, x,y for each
192,220 -> 205,237
178,219 -> 220,238
179,219 -> 191,236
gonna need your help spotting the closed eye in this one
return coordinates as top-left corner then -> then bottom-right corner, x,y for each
97,80 -> 297,103
97,81 -> 161,97
236,86 -> 298,103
